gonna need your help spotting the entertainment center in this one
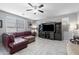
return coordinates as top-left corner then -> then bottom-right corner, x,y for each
38,22 -> 62,40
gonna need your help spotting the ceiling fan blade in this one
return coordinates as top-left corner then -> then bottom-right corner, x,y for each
39,4 -> 44,8
26,9 -> 33,11
28,3 -> 33,7
38,10 -> 44,13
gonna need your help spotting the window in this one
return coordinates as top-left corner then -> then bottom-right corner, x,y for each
5,18 -> 16,33
16,19 -> 25,32
5,18 -> 26,33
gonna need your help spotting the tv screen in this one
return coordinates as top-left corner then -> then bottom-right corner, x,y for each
43,24 -> 54,31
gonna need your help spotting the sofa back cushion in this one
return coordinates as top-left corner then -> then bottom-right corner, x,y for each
13,31 -> 32,37
13,32 -> 24,37
24,31 -> 32,36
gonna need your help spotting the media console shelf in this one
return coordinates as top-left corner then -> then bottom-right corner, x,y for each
38,22 -> 62,40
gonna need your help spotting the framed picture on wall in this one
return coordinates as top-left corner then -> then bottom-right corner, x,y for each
0,20 -> 2,28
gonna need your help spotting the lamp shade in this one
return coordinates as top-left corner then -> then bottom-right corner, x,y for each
31,25 -> 37,29
69,23 -> 77,31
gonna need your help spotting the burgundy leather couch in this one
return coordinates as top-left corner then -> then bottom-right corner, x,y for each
2,31 -> 35,54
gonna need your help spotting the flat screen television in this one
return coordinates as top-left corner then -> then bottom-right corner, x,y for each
42,24 -> 55,31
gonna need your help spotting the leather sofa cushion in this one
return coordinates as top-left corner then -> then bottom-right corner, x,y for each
23,36 -> 35,39
13,37 -> 25,45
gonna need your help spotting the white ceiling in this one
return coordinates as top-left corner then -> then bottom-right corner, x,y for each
0,3 -> 79,20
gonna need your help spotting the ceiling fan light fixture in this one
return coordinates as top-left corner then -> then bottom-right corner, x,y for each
26,3 -> 44,15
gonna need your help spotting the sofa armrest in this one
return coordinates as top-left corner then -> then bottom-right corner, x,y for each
9,43 -> 14,48
9,43 -> 21,48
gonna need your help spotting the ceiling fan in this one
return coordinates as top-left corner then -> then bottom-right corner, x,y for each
26,3 -> 44,15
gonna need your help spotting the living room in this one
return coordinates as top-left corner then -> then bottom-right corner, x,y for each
0,3 -> 79,55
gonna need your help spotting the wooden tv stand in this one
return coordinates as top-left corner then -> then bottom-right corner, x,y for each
38,22 -> 62,40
